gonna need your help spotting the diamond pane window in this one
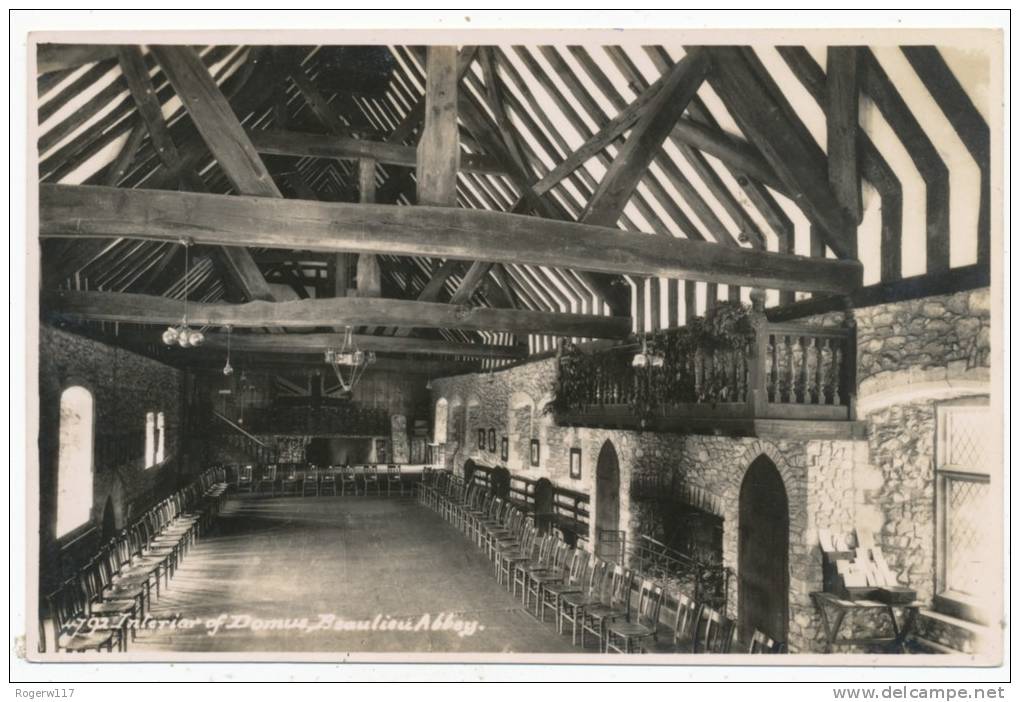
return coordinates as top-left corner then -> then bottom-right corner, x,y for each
936,401 -> 994,598
945,475 -> 991,595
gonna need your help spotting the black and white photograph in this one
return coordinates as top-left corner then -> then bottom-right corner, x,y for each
10,8 -> 1010,691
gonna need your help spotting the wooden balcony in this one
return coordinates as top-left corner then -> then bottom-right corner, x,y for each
554,305 -> 865,440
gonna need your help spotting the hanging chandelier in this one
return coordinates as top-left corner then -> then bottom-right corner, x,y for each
161,238 -> 205,348
324,326 -> 376,393
631,334 -> 664,369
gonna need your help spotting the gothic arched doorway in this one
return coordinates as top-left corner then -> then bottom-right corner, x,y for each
463,459 -> 477,485
595,440 -> 622,562
534,478 -> 554,533
738,455 -> 789,646
491,466 -> 511,499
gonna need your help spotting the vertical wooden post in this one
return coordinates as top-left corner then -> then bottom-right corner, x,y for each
356,158 -> 382,298
417,46 -> 460,207
841,297 -> 858,420
747,288 -> 769,417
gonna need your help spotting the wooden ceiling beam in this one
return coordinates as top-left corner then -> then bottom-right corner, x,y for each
416,46 -> 460,207
581,49 -> 709,227
42,290 -> 634,339
150,45 -> 286,307
901,46 -> 990,266
37,43 -> 119,75
449,262 -> 494,306
701,46 -> 857,260
246,127 -> 504,175
826,47 -> 863,223
200,332 -> 527,359
41,183 -> 864,295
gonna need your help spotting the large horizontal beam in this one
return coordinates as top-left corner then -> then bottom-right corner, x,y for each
201,332 -> 526,359
41,184 -> 863,294
246,128 -> 504,175
42,290 -> 633,339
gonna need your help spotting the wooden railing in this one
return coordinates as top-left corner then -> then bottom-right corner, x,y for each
212,412 -> 277,464
556,298 -> 856,431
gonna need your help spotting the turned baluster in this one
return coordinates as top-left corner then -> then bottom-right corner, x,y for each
816,336 -> 824,404
797,335 -> 809,404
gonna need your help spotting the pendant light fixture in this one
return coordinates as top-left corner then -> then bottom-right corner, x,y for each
161,238 -> 205,348
222,325 -> 234,376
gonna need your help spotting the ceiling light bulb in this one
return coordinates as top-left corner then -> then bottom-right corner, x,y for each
162,327 -> 179,346
189,329 -> 204,346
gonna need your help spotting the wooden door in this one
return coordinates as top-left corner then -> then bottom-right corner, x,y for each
595,441 -> 622,562
738,456 -> 789,646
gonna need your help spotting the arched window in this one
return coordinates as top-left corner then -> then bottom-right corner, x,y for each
155,411 -> 166,464
145,411 -> 156,468
434,398 -> 448,444
56,386 -> 94,538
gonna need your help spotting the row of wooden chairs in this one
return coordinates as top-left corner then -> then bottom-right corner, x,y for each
418,469 -> 785,654
42,467 -> 229,654
233,464 -> 405,497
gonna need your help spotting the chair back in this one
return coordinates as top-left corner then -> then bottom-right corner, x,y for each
263,464 -> 277,481
364,464 -> 378,479
566,548 -> 589,586
694,606 -> 736,653
634,580 -> 664,628
585,558 -> 610,597
48,580 -> 81,636
388,464 -> 401,477
238,465 -> 253,483
321,467 -> 337,482
342,465 -> 357,481
672,592 -> 702,647
608,566 -> 633,609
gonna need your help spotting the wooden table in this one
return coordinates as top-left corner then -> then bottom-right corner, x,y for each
811,592 -> 922,653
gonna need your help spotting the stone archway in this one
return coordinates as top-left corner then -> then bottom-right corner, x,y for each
595,440 -> 622,562
738,454 -> 790,646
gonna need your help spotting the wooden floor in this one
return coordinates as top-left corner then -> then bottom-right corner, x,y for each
131,494 -> 577,653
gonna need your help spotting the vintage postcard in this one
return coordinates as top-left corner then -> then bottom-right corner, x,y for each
12,10 -> 1008,685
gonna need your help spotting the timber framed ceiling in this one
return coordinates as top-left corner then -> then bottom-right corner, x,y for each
36,42 -> 990,370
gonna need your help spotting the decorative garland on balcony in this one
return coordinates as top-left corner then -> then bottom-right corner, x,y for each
550,302 -> 753,418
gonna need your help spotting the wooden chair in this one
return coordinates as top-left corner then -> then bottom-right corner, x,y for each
236,464 -> 254,493
302,468 -> 319,496
606,580 -> 665,653
280,466 -> 301,496
256,464 -> 278,496
559,559 -> 611,645
647,592 -> 702,653
386,464 -> 403,496
319,467 -> 338,496
78,559 -> 137,647
340,465 -> 359,495
580,565 -> 633,650
693,606 -> 737,653
495,521 -> 537,590
524,541 -> 572,617
362,465 -> 381,495
47,580 -> 122,652
538,548 -> 590,623
512,533 -> 555,603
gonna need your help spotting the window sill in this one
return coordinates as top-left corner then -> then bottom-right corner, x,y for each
933,590 -> 991,627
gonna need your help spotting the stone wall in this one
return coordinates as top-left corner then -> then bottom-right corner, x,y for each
428,286 -> 994,653
430,360 -> 855,652
38,325 -> 189,593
